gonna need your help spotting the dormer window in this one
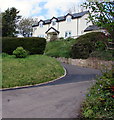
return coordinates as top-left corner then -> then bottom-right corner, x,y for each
33,27 -> 37,31
51,19 -> 56,26
66,16 -> 72,22
39,21 -> 43,28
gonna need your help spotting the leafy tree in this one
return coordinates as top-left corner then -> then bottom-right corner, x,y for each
82,1 -> 114,39
18,18 -> 35,37
67,4 -> 84,14
2,7 -> 21,37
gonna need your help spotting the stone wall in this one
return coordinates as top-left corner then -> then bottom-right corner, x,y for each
56,57 -> 113,70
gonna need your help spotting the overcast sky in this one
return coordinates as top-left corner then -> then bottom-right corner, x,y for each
0,0 -> 86,21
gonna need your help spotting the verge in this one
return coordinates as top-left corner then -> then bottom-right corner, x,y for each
1,65 -> 67,91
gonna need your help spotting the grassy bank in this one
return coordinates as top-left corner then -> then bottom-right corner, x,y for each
45,34 -> 113,61
2,55 -> 64,88
81,70 -> 114,118
45,38 -> 76,58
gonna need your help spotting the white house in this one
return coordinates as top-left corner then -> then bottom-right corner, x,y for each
32,11 -> 93,41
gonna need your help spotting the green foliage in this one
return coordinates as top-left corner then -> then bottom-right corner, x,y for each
71,32 -> 108,59
13,47 -> 29,58
90,50 -> 114,61
45,38 -> 76,58
95,41 -> 106,51
59,37 -> 64,40
82,2 -> 114,39
2,7 -> 21,37
81,70 -> 114,118
2,53 -> 9,58
2,37 -> 46,55
2,55 -> 64,88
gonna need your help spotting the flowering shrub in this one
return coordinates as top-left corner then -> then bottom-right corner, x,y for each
81,70 -> 114,118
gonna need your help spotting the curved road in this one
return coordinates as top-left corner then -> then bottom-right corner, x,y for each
2,63 -> 101,118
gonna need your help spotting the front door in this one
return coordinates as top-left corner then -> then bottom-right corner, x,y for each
47,32 -> 58,41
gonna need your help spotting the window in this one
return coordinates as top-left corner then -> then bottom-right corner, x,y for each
52,21 -> 56,26
33,27 -> 37,31
65,31 -> 72,38
51,19 -> 56,26
65,32 -> 68,38
39,22 -> 43,28
38,35 -> 45,38
86,21 -> 88,26
66,16 -> 72,22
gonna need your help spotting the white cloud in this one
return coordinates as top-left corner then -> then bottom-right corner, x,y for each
44,0 -> 82,18
0,0 -> 44,17
0,0 -> 85,21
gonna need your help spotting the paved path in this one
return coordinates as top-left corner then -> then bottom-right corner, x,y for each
2,63 -> 101,118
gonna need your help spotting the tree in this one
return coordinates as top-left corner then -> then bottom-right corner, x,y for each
67,4 -> 77,14
82,1 -> 114,39
2,7 -> 21,37
18,18 -> 35,37
67,4 -> 85,14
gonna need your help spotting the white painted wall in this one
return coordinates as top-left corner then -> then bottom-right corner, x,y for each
58,18 -> 77,38
32,13 -> 93,40
32,24 -> 49,38
78,14 -> 92,36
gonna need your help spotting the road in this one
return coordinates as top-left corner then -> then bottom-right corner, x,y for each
2,63 -> 101,118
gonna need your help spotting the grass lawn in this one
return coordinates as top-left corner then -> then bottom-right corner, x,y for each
2,55 -> 65,88
45,38 -> 77,58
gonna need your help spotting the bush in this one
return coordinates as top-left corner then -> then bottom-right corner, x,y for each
2,37 -> 46,55
59,37 -> 64,40
65,37 -> 74,41
13,47 -> 29,58
2,53 -> 9,57
71,32 -> 108,59
90,50 -> 114,61
81,70 -> 114,118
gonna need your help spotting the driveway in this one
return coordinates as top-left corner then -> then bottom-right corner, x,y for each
2,63 -> 101,118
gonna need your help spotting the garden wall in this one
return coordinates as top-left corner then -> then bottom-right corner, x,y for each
56,57 -> 113,70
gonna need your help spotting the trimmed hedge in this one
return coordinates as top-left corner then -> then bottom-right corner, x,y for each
2,37 -> 46,54
71,32 -> 108,59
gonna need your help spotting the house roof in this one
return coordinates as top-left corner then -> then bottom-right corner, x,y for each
84,25 -> 101,32
32,11 -> 89,27
45,27 -> 60,34
72,11 -> 88,18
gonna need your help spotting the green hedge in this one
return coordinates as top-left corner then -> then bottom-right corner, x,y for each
71,32 -> 108,59
2,37 -> 46,54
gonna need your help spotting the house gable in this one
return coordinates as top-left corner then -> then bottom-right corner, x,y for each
45,27 -> 59,34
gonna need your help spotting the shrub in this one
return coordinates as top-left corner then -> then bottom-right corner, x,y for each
90,50 -> 114,61
13,47 -> 29,58
2,37 -> 46,55
71,32 -> 108,59
59,37 -> 64,40
2,53 -> 9,57
81,70 -> 114,118
65,37 -> 74,41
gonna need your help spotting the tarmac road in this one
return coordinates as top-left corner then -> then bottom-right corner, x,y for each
2,63 -> 101,118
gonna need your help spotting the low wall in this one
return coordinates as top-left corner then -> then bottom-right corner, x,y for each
56,57 -> 113,70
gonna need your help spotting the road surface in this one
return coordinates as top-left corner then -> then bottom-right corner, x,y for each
2,63 -> 101,118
